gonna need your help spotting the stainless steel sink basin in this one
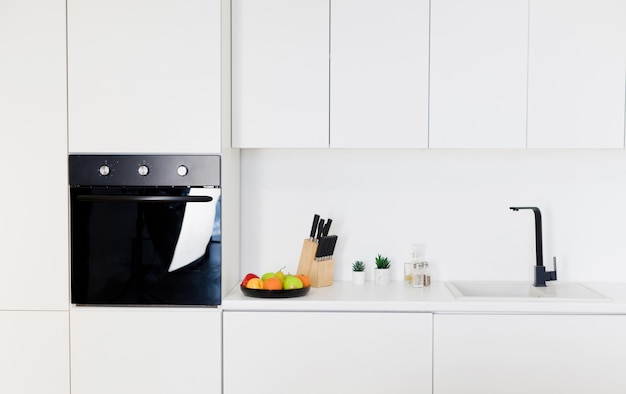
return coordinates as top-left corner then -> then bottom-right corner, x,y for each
446,281 -> 610,302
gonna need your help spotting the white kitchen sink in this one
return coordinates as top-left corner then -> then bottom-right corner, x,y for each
446,281 -> 610,302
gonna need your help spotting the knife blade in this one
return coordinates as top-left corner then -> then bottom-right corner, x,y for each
309,214 -> 320,240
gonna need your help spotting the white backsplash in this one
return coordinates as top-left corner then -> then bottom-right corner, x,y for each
240,149 -> 626,284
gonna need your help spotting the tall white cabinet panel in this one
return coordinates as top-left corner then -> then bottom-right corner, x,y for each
527,0 -> 626,148
0,0 -> 68,310
224,311 -> 433,394
232,0 -> 329,148
330,0 -> 429,148
0,312 -> 70,394
430,0 -> 528,148
434,314 -> 626,393
70,309 -> 222,394
68,0 -> 222,153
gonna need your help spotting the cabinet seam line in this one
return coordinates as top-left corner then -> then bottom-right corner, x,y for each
328,0 -> 331,148
427,0 -> 432,148
525,0 -> 530,149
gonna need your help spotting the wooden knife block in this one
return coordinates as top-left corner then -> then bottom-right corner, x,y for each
296,239 -> 334,288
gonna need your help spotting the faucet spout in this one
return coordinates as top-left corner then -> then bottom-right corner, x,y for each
509,207 -> 543,267
510,206 -> 557,287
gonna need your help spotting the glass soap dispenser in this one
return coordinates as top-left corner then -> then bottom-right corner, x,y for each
410,244 -> 431,288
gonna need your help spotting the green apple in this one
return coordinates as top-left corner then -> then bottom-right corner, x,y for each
261,272 -> 275,281
283,276 -> 303,290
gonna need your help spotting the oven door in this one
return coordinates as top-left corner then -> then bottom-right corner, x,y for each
70,186 -> 221,306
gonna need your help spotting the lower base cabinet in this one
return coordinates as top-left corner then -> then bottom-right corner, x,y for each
70,308 -> 221,394
223,311 -> 433,394
0,311 -> 70,394
434,314 -> 626,393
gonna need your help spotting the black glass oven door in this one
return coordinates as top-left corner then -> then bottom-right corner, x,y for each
70,186 -> 221,306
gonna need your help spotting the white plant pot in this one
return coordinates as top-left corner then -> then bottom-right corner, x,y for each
374,268 -> 390,285
352,271 -> 366,285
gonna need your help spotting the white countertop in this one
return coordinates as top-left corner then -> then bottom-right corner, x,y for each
222,281 -> 626,314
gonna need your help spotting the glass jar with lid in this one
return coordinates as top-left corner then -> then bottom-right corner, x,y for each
412,261 -> 431,287
410,244 -> 431,288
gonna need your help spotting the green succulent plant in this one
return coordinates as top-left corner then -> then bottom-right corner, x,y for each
374,254 -> 391,269
352,261 -> 366,272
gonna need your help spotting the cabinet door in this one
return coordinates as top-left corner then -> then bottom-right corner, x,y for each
0,0 -> 68,310
68,0 -> 221,154
434,314 -> 626,393
527,0 -> 626,148
70,309 -> 222,394
430,0 -> 528,148
232,0 -> 329,148
0,311 -> 70,394
330,0 -> 429,148
224,311 -> 433,394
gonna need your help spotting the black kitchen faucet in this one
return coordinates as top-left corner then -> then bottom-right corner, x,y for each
509,206 -> 557,287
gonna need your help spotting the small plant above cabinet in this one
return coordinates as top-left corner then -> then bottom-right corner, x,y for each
352,261 -> 366,272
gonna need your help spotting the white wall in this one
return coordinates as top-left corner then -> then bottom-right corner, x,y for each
241,149 -> 626,284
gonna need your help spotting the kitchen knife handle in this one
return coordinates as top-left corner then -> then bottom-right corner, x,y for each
309,214 -> 320,239
323,219 -> 332,236
315,236 -> 325,258
317,219 -> 325,240
327,235 -> 338,257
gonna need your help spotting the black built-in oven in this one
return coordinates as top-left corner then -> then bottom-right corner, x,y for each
69,155 -> 221,306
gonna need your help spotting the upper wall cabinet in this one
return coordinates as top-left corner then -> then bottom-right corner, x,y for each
527,0 -> 626,149
0,0 -> 69,310
68,0 -> 222,154
429,0 -> 529,148
232,0 -> 330,148
330,0 -> 429,148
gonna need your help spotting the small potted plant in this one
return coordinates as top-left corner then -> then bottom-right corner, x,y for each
352,260 -> 366,285
374,254 -> 391,285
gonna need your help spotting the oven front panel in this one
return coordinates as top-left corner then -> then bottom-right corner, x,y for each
70,186 -> 221,306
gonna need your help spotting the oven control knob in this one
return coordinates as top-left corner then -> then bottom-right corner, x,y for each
177,165 -> 188,177
137,165 -> 149,176
99,165 -> 110,176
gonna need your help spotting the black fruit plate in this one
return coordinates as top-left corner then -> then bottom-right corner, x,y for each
240,285 -> 311,298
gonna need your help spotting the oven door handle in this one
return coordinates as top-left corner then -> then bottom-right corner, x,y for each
76,195 -> 213,203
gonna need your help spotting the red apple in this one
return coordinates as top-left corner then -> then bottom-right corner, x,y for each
241,273 -> 259,287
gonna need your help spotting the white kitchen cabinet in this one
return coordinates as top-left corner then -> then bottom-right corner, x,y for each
0,311 -> 70,394
223,311 -> 433,394
70,308 -> 222,394
429,0 -> 528,148
330,0 -> 429,148
433,314 -> 626,393
68,0 -> 222,154
527,0 -> 626,149
0,0 -> 68,310
232,0 -> 329,148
